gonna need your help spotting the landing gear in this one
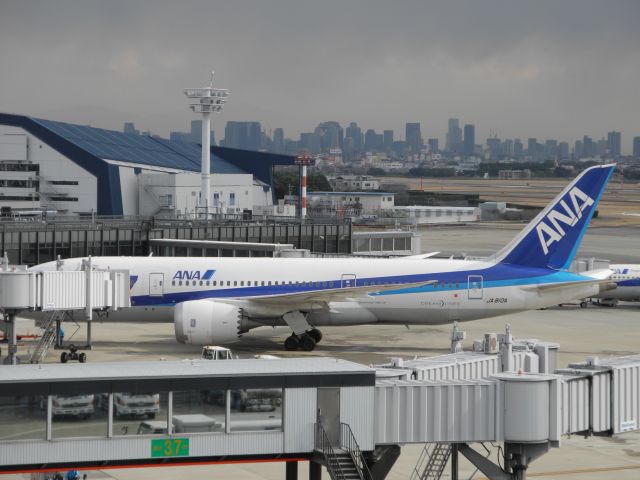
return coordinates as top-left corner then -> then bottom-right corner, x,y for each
283,329 -> 322,352
308,328 -> 323,343
580,301 -> 589,309
284,335 -> 299,351
299,334 -> 316,352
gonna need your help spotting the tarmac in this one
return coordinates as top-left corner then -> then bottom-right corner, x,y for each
4,224 -> 640,480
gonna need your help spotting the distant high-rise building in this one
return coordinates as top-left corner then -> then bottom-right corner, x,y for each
405,123 -> 423,152
463,124 -> 475,156
344,122 -> 363,160
223,121 -> 261,151
314,121 -> 343,153
123,122 -> 139,135
364,129 -> 378,151
574,140 -> 583,159
427,138 -> 439,154
582,135 -> 595,157
634,136 -> 640,158
486,137 -> 501,159
445,118 -> 462,154
273,128 -> 285,153
513,139 -> 523,157
190,120 -> 202,143
383,130 -> 394,150
544,140 -> 558,159
502,139 -> 514,157
299,132 -> 314,152
558,142 -> 569,160
527,138 -> 538,157
607,131 -> 621,157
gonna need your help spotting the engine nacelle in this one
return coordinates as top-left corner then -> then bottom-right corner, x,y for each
174,300 -> 242,345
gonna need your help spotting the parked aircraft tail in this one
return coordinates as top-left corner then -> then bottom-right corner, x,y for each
493,164 -> 615,270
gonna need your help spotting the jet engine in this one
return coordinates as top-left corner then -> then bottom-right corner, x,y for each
174,300 -> 242,345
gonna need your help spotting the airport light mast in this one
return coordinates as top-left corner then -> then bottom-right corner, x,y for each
184,72 -> 229,218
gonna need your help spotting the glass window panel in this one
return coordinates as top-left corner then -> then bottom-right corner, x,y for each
50,394 -> 105,438
229,388 -> 282,432
173,390 -> 225,433
113,392 -> 168,436
0,395 -> 45,441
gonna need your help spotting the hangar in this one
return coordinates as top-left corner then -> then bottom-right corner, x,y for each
0,113 -> 296,216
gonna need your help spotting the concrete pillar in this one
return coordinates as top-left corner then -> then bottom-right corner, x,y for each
309,460 -> 322,480
285,461 -> 298,480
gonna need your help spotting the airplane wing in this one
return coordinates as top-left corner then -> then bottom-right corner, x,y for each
229,280 -> 437,316
399,252 -> 441,260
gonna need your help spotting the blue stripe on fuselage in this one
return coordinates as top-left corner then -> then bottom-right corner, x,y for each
130,263 -> 589,306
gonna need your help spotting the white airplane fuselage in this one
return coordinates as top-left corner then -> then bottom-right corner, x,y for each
33,256 -> 603,327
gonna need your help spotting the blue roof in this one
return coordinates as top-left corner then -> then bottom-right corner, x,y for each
0,113 -> 296,215
33,118 -> 246,174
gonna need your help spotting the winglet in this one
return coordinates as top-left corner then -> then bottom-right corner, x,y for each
493,164 -> 615,270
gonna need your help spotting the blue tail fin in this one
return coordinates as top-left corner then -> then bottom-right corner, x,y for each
494,164 -> 615,270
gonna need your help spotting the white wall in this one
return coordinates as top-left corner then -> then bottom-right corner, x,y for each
0,125 -> 97,213
139,172 -> 273,217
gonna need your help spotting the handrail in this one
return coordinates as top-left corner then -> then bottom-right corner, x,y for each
314,423 -> 347,480
340,422 -> 373,480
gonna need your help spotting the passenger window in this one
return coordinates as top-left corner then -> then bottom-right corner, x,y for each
179,281 -> 182,286
261,281 -> 265,286
275,281 -> 279,286
329,281 -> 334,287
193,280 -> 197,286
200,280 -> 203,286
268,281 -> 272,286
240,281 -> 244,286
227,281 -> 231,286
212,281 -> 216,286
207,281 -> 210,286
172,281 -> 176,286
234,281 -> 237,286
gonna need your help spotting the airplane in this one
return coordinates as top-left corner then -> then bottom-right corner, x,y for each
592,264 -> 640,305
31,164 -> 616,352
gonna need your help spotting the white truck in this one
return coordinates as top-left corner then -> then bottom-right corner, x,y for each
112,393 -> 160,419
42,395 -> 95,419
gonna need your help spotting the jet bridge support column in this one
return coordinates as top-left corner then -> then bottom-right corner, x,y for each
2,312 -> 18,365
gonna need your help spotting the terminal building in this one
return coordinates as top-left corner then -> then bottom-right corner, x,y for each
0,113 -> 296,216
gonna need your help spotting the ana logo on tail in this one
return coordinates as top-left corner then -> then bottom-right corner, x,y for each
536,186 -> 594,255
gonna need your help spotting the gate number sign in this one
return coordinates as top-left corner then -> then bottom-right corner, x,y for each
151,438 -> 190,458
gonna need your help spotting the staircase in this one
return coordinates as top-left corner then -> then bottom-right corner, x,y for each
410,443 -> 452,480
314,423 -> 373,480
333,450 -> 361,480
29,311 -> 62,363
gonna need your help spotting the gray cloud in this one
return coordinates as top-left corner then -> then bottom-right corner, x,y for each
1,0 -> 638,152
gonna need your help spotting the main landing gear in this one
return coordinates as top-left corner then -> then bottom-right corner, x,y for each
284,328 -> 323,352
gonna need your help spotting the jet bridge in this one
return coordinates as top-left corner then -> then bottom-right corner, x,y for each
0,258 -> 130,364
0,335 -> 639,480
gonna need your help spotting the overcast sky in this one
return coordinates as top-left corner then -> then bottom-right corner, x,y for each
1,1 -> 639,152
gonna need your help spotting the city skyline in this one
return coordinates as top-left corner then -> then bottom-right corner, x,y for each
1,1 -> 639,153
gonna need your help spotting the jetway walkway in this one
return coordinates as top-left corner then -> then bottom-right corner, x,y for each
0,257 -> 129,364
0,333 -> 639,480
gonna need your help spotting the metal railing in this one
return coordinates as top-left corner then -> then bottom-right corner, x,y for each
314,423 -> 347,480
340,422 -> 373,480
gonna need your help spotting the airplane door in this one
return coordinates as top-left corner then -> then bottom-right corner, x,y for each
468,275 -> 483,299
341,274 -> 357,288
149,273 -> 164,296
